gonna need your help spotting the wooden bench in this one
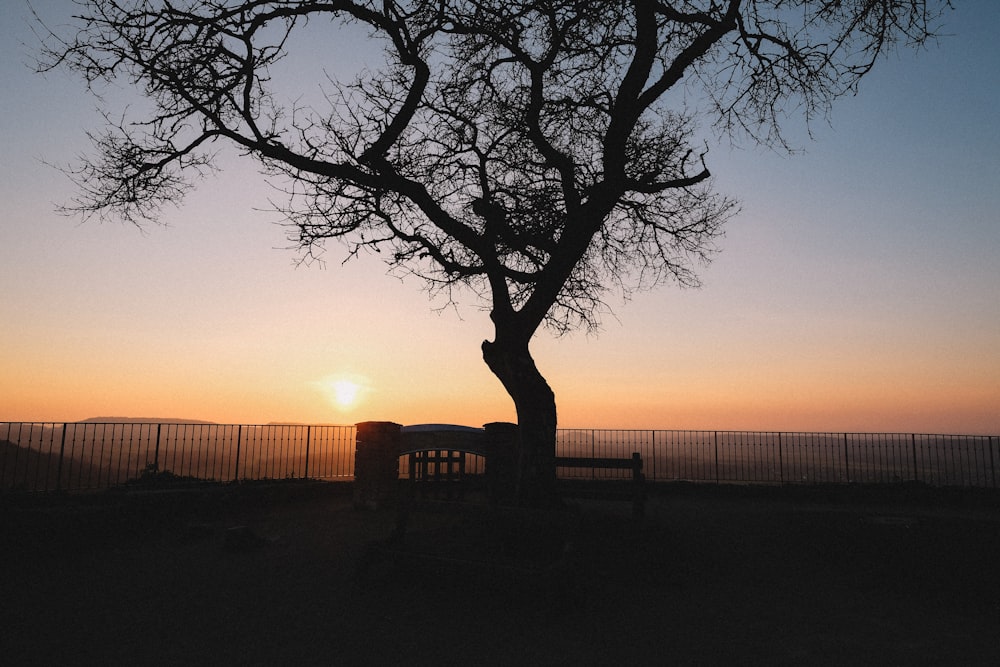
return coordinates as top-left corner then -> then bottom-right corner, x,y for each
555,452 -> 646,517
401,449 -> 647,515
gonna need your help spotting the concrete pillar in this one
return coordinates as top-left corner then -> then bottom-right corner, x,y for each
483,421 -> 518,503
354,421 -> 401,509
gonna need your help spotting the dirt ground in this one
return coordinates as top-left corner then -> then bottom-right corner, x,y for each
2,482 -> 999,666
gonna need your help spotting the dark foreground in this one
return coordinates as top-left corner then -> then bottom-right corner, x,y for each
2,483 -> 999,666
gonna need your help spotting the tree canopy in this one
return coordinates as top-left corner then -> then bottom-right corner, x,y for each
39,0 -> 950,503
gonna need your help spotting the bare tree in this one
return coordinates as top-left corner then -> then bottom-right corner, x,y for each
38,0 -> 948,505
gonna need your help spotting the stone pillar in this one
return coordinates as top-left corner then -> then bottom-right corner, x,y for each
353,421 -> 401,510
484,421 -> 518,504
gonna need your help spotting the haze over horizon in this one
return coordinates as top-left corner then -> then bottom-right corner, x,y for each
2,1 -> 998,435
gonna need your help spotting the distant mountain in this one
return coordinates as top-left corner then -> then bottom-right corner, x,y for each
79,417 -> 217,424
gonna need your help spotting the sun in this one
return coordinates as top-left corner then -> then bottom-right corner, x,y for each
332,380 -> 360,408
315,373 -> 369,413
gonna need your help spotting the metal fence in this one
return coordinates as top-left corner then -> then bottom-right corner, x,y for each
2,421 -> 997,492
555,430 -> 998,488
0,422 -> 355,492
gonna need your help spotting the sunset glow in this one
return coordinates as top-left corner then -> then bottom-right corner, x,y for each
1,3 -> 997,435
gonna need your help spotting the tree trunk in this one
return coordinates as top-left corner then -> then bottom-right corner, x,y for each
481,335 -> 557,507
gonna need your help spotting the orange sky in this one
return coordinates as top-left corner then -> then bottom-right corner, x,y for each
1,2 -> 997,435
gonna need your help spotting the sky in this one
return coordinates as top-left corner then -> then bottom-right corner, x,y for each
1,1 -> 998,434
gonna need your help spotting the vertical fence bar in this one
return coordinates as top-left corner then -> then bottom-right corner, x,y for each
651,430 -> 657,482
843,433 -> 850,483
714,431 -> 719,483
0,422 -> 9,486
234,424 -> 243,482
153,423 -> 162,471
11,423 -> 24,489
94,425 -> 106,489
176,423 -> 185,474
74,424 -> 87,490
36,424 -> 46,490
174,424 -> 183,476
590,429 -> 597,479
267,425 -> 275,479
777,432 -> 783,484
193,425 -> 202,479
990,435 -> 996,489
55,423 -> 68,492
934,434 -> 944,486
113,425 -> 124,487
304,425 -> 312,480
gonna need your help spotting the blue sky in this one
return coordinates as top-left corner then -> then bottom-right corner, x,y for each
1,1 -> 997,433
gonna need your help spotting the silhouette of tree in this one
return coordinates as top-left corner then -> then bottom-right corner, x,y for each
38,1 -> 948,505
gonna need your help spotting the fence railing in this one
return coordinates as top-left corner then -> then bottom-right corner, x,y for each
0,422 -> 356,492
2,422 -> 997,493
555,430 -> 998,488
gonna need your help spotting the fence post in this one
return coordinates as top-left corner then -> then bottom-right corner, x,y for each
843,433 -> 850,483
590,429 -> 597,479
989,435 -> 996,489
234,425 -> 242,482
154,423 -> 162,471
304,425 -> 312,480
911,433 -> 918,483
776,432 -> 783,484
714,431 -> 719,483
55,423 -> 68,492
651,430 -> 657,482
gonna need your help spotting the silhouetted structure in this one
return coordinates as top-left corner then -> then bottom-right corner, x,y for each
38,1 -> 952,505
5,420 -> 996,493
